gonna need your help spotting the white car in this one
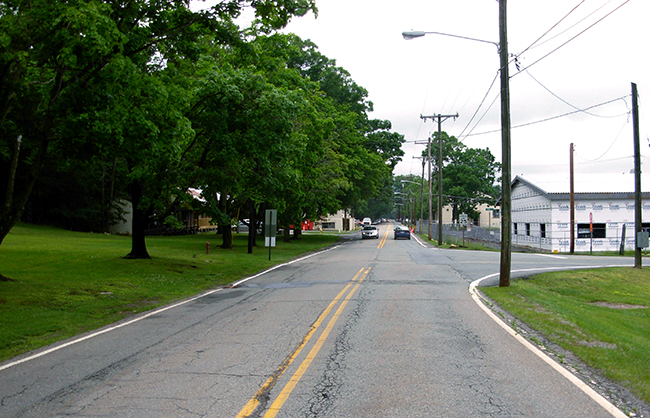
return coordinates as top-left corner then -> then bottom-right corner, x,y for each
361,225 -> 379,239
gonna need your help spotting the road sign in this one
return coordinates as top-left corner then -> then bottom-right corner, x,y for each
265,210 -> 277,248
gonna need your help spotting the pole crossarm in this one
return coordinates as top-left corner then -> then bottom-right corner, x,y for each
420,114 -> 459,123
419,113 -> 458,246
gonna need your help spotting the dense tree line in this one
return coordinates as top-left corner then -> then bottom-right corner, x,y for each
0,0 -> 405,262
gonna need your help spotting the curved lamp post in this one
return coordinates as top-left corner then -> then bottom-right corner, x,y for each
402,0 -> 512,286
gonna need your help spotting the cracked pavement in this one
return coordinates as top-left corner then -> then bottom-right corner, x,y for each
1,224 -> 647,417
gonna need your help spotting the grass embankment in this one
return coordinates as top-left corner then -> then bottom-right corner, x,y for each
0,223 -> 341,362
415,233 -> 496,251
482,268 -> 650,405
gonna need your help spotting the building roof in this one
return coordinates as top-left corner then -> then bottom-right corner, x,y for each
511,175 -> 650,201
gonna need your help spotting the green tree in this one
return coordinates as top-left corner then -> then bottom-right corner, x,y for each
0,0 -> 316,258
434,133 -> 500,222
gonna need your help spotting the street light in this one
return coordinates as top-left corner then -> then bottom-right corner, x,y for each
402,30 -> 499,50
402,0 -> 512,286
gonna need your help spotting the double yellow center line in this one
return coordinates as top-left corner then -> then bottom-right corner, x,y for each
377,221 -> 391,249
235,267 -> 371,418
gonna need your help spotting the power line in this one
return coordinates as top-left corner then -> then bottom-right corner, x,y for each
464,95 -> 629,137
576,118 -> 630,162
512,0 -> 631,77
511,0 -> 588,65
460,93 -> 500,141
457,72 -> 499,140
525,69 -> 630,118
524,0 -> 616,53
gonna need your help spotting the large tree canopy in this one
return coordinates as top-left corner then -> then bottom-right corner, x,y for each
432,132 -> 501,222
0,0 -> 405,264
0,0 -> 316,249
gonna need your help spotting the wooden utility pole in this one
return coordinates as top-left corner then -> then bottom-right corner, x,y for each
498,0 -> 512,287
570,143 -> 575,254
632,82 -> 642,268
427,135 -> 433,241
420,113 -> 458,245
413,157 -> 426,234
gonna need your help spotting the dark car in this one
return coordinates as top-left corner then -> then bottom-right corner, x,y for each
394,226 -> 411,240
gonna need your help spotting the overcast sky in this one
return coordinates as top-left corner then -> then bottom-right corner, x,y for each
275,0 -> 648,193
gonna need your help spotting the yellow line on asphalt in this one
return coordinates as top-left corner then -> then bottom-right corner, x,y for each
377,221 -> 391,249
263,267 -> 370,418
235,267 -> 368,418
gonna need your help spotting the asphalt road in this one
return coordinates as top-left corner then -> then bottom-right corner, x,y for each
0,223 -> 639,417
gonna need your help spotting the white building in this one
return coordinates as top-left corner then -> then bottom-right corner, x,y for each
315,210 -> 354,232
510,176 -> 650,253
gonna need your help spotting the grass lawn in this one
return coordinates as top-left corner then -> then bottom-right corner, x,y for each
0,223 -> 341,362
482,268 -> 650,406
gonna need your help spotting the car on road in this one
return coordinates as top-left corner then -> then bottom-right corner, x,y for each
361,225 -> 379,239
394,226 -> 411,240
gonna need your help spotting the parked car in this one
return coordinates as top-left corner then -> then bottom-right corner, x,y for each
394,226 -> 411,240
361,225 -> 379,239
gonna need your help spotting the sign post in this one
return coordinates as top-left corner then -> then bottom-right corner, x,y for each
589,212 -> 593,255
265,210 -> 277,260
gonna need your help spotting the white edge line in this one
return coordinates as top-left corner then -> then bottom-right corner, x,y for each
411,232 -> 429,248
534,253 -> 569,259
469,265 -> 630,418
0,244 -> 340,372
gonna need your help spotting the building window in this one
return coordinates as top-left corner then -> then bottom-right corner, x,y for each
578,223 -> 606,239
540,223 -> 546,238
513,223 -> 518,235
525,223 -> 531,236
322,222 -> 336,229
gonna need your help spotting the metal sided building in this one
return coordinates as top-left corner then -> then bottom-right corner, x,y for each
510,176 -> 650,253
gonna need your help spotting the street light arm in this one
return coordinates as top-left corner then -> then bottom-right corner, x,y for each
402,30 -> 499,51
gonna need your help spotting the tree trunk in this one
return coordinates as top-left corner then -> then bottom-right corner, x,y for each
221,223 -> 233,249
0,134 -> 48,248
292,225 -> 302,240
283,225 -> 291,243
125,180 -> 151,259
247,201 -> 255,254
219,193 -> 233,249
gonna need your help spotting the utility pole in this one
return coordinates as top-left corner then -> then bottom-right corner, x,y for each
420,113 -> 458,245
570,143 -> 575,254
498,0 -> 512,287
632,82 -> 642,268
410,156 -> 427,234
419,157 -> 425,234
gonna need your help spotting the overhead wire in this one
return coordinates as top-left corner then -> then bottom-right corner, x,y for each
457,72 -> 499,141
511,0 -> 631,77
576,117 -> 631,162
456,1 -> 631,141
405,0 -> 634,171
511,0 -> 588,65
525,69 -> 630,118
456,0 -> 618,141
463,95 -> 629,137
522,0 -> 615,53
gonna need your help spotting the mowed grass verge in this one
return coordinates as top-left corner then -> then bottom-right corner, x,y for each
0,223 -> 341,362
482,268 -> 650,405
